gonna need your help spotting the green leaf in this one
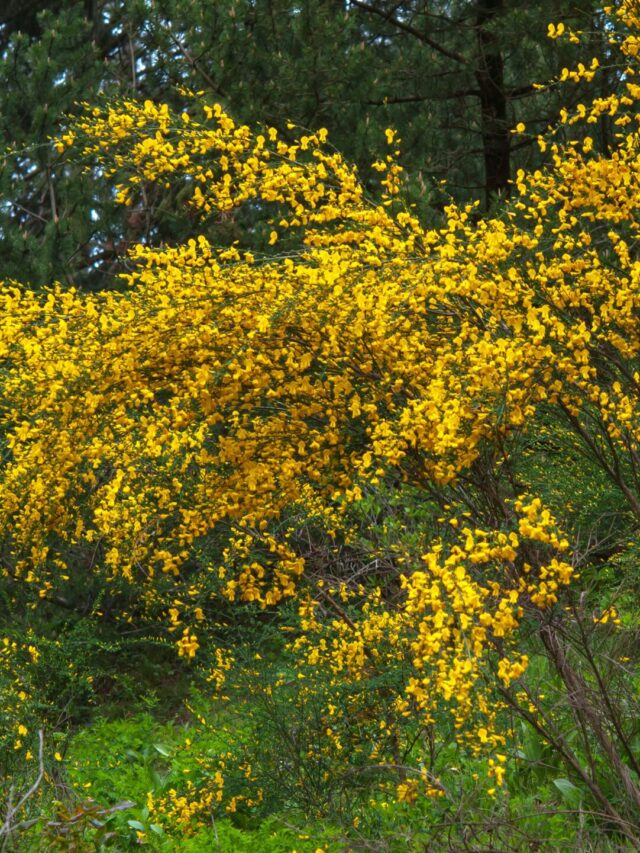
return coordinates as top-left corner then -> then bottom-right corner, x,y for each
127,819 -> 146,831
553,778 -> 582,807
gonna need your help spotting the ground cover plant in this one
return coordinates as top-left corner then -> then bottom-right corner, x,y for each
3,2 -> 640,850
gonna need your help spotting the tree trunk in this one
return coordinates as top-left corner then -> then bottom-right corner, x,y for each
475,0 -> 509,208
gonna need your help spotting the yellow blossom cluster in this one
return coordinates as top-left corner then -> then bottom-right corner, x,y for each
289,503 -> 571,782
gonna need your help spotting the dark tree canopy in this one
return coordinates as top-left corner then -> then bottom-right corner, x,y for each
0,0 -> 611,288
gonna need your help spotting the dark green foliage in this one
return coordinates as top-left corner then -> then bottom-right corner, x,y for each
0,0 -> 609,289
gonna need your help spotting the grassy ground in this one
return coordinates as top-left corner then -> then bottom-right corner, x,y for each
6,701 -> 633,852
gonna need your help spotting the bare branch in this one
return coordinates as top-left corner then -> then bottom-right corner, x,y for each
1,730 -> 45,851
349,0 -> 468,65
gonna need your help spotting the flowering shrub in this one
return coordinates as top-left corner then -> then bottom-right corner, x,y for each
3,2 -> 640,842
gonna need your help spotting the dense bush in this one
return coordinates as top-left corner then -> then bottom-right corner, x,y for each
3,4 -> 640,849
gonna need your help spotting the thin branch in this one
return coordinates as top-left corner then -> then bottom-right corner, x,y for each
349,0 -> 468,65
166,30 -> 222,95
47,166 -> 58,225
366,88 -> 480,106
1,730 -> 45,850
128,29 -> 137,90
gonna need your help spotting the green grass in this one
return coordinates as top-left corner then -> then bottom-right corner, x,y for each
6,682 -> 639,851
16,710 -> 339,851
